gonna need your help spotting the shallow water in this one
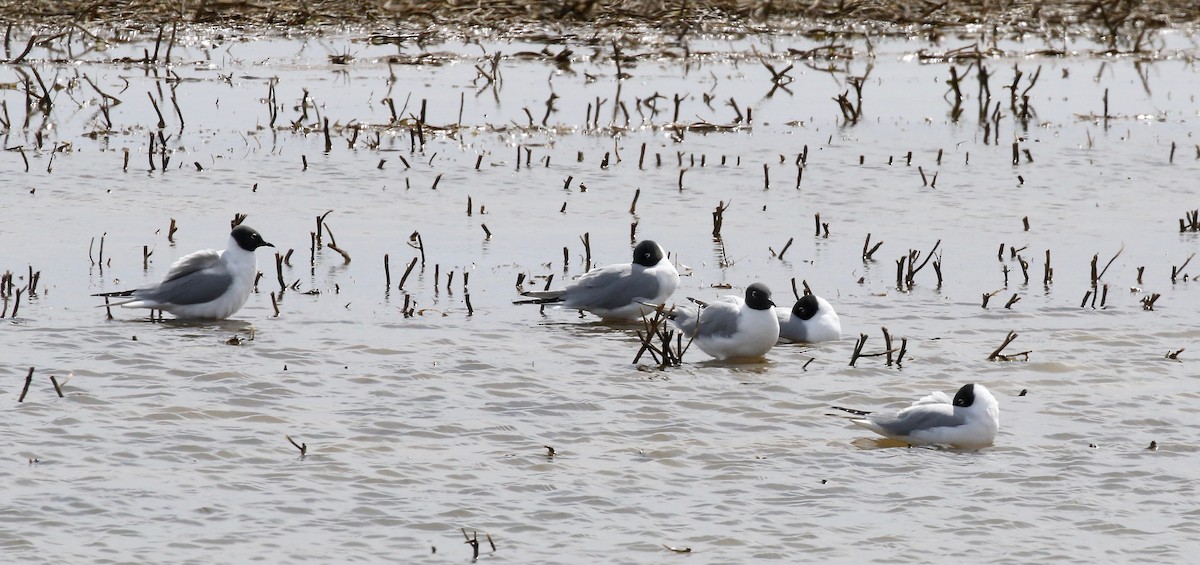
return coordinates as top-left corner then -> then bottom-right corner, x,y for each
3,27 -> 1200,562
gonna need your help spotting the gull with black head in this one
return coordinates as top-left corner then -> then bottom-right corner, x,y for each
94,224 -> 275,320
666,282 -> 780,360
831,383 -> 1000,449
515,239 -> 679,321
777,293 -> 841,343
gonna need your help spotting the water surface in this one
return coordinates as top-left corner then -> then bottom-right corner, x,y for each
2,27 -> 1199,563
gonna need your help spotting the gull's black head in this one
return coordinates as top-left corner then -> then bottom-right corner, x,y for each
952,383 -> 976,407
632,240 -> 664,267
745,282 -> 775,310
791,294 -> 820,320
231,225 -> 274,251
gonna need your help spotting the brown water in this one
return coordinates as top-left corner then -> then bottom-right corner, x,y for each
3,26 -> 1200,562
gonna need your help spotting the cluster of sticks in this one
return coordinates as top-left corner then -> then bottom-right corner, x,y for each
386,231 -> 472,317
896,240 -> 942,290
988,331 -> 1030,361
1079,246 -> 1122,308
16,367 -> 65,402
988,244 -> 1054,308
1008,64 -> 1041,124
833,76 -> 865,124
632,305 -> 691,369
460,527 -> 496,560
1181,210 -> 1200,232
1,266 -> 40,318
848,327 -> 907,367
1170,252 -> 1194,283
313,210 -> 352,264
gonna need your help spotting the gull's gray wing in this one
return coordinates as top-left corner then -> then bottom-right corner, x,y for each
690,300 -> 741,338
870,405 -> 964,437
777,310 -> 810,342
562,264 -> 658,310
138,250 -> 232,305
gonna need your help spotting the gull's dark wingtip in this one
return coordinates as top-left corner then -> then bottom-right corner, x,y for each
92,289 -> 136,298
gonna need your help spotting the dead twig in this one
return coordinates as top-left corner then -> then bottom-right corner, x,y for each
988,331 -> 1030,361
285,434 -> 307,457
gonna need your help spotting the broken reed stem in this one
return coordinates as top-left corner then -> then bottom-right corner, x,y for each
270,291 -> 280,317
315,210 -> 332,248
50,375 -> 63,397
882,327 -> 894,365
275,252 -> 285,291
777,237 -> 794,260
1043,249 -> 1053,285
630,188 -> 640,214
462,528 -> 480,560
1172,252 -> 1196,283
849,333 -> 867,367
324,223 -> 352,264
581,232 -> 591,269
409,231 -> 426,265
862,233 -> 882,261
384,254 -> 391,288
712,200 -> 728,238
987,331 -> 1021,361
1096,244 -> 1124,282
398,257 -> 418,289
18,367 -> 34,402
1004,294 -> 1021,308
1142,293 -> 1161,310
285,434 -> 307,457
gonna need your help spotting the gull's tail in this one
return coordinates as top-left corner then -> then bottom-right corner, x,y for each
92,289 -> 136,298
92,289 -> 142,308
513,290 -> 565,305
829,406 -> 872,416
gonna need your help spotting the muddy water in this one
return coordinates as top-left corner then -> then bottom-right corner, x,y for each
2,27 -> 1200,562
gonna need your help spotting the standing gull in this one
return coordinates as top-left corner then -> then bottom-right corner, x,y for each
667,283 -> 780,360
777,294 -> 841,343
515,240 -> 679,321
94,225 -> 275,320
831,383 -> 1000,449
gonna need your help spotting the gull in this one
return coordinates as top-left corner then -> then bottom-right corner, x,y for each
94,225 -> 275,320
777,294 -> 841,343
831,383 -> 1000,449
667,282 -> 780,360
515,240 -> 679,320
